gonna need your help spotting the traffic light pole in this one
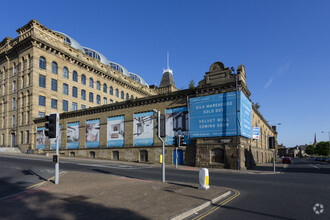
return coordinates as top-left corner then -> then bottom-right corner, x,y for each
154,110 -> 165,182
54,113 -> 59,184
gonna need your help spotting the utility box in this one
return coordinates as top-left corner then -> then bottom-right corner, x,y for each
199,168 -> 210,190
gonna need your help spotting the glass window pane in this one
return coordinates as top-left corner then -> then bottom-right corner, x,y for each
39,74 -> 46,88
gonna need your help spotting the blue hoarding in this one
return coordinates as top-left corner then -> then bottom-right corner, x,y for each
36,127 -> 46,149
165,107 -> 190,145
86,119 -> 100,148
107,116 -> 125,147
67,122 -> 79,149
189,91 -> 252,138
134,112 -> 154,146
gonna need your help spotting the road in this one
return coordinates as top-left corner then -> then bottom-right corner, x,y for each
0,154 -> 329,220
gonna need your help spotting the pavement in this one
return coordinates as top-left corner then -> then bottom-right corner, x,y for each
0,170 -> 230,220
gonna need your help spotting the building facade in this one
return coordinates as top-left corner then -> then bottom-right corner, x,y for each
0,20 -> 177,152
1,20 -> 277,169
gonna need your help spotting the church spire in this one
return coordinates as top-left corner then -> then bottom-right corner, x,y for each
313,133 -> 317,146
159,52 -> 176,88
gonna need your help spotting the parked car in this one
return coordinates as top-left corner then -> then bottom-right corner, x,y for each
320,157 -> 328,162
326,158 -> 330,163
309,157 -> 315,160
282,157 -> 292,164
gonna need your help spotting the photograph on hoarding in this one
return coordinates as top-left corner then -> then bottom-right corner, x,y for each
133,112 -> 154,146
67,122 -> 79,149
107,116 -> 125,147
165,107 -> 190,145
86,119 -> 100,148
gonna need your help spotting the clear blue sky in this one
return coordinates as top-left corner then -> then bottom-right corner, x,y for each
1,0 -> 329,147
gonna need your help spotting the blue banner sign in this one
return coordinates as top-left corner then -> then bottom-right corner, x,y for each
252,127 -> 259,139
36,127 -> 46,149
189,91 -> 252,138
134,112 -> 154,146
107,116 -> 125,147
86,119 -> 100,148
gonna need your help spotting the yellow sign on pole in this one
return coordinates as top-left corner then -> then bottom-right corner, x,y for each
160,155 -> 163,163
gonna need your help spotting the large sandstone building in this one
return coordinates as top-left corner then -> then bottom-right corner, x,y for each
0,20 -> 277,169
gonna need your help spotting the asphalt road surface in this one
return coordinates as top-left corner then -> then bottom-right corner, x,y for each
0,154 -> 329,220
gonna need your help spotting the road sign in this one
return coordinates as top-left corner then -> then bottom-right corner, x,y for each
253,127 -> 259,139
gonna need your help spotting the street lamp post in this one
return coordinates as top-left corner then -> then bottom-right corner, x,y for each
231,67 -> 240,170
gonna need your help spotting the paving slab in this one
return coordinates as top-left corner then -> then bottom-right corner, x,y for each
0,171 -> 229,220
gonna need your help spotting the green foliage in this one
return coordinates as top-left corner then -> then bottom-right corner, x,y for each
305,145 -> 315,155
315,141 -> 330,156
188,80 -> 195,90
254,102 -> 260,110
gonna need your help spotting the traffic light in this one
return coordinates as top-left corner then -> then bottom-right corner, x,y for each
45,113 -> 57,138
173,136 -> 178,147
269,137 -> 275,149
179,135 -> 186,146
160,114 -> 166,137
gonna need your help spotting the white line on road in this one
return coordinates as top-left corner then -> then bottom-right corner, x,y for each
310,164 -> 320,169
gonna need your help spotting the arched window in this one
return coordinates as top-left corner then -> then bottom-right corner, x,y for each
110,86 -> 113,95
72,71 -> 78,82
89,78 -> 94,88
121,91 -> 124,99
126,93 -> 129,100
96,95 -> 101,104
115,89 -> 119,97
103,84 -> 107,93
81,74 -> 86,85
63,67 -> 69,78
130,95 -> 134,99
52,62 -> 58,74
39,57 -> 46,69
96,81 -> 101,90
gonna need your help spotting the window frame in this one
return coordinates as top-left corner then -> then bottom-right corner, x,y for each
62,100 -> 68,112
72,86 -> 78,98
39,56 -> 46,70
51,99 -> 57,109
51,79 -> 58,91
63,67 -> 69,79
63,83 -> 69,95
38,95 -> 46,106
52,62 -> 58,74
39,74 -> 46,88
72,70 -> 78,82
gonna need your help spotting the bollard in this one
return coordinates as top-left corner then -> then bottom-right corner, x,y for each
199,168 -> 210,190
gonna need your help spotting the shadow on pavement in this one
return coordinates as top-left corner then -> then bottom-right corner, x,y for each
0,177 -> 149,220
219,205 -> 296,220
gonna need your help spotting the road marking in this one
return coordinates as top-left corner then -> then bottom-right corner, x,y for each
310,164 -> 320,169
192,188 -> 240,220
0,171 -> 67,201
25,171 -> 67,189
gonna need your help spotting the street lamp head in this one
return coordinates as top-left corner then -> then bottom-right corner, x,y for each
152,109 -> 157,113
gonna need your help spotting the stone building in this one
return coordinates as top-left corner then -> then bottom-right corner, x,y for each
1,20 -> 277,169
0,19 -> 176,152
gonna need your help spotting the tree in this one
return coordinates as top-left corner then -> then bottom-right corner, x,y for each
188,80 -> 195,90
254,102 -> 260,110
305,145 -> 315,155
315,141 -> 330,156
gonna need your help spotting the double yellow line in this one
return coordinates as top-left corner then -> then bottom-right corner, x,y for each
25,171 -> 67,190
192,188 -> 240,220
